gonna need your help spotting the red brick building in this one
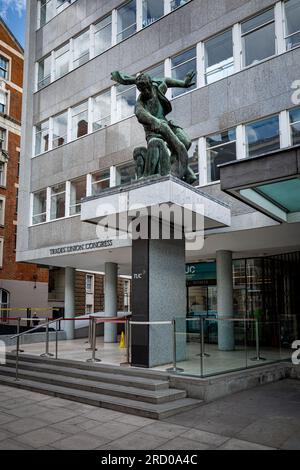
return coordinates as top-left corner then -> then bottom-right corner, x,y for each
0,19 -> 48,319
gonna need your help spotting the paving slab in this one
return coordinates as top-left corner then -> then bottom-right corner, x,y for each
17,427 -> 69,449
217,438 -> 276,450
87,421 -> 140,441
98,431 -> 169,450
157,437 -> 211,450
1,417 -> 48,435
141,422 -> 188,439
51,432 -> 108,450
181,429 -> 229,447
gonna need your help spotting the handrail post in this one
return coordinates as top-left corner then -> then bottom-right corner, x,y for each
251,319 -> 266,361
55,320 -> 59,360
11,318 -> 24,353
85,315 -> 96,351
167,319 -> 184,373
86,317 -> 101,363
197,317 -> 210,359
120,317 -> 131,366
15,335 -> 20,381
41,322 -> 54,358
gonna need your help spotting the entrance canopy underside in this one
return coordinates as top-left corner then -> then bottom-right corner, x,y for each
220,145 -> 300,223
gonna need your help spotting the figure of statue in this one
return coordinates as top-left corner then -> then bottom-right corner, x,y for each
111,70 -> 197,185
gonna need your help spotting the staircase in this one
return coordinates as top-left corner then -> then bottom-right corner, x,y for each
0,354 -> 202,419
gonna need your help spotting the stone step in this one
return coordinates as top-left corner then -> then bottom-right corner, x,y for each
0,365 -> 185,404
6,353 -> 169,381
4,359 -> 169,391
0,374 -> 202,419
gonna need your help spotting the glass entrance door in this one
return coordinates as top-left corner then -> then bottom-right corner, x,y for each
187,285 -> 217,317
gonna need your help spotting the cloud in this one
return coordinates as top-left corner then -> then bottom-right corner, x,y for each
0,0 -> 26,19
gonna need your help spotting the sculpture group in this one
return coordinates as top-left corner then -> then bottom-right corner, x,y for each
111,70 -> 197,185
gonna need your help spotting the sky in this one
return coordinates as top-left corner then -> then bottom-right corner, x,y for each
0,0 -> 26,47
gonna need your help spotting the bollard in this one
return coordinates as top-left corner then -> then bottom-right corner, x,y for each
86,317 -> 101,363
40,323 -> 54,358
251,319 -> 266,361
167,319 -> 184,373
120,318 -> 131,366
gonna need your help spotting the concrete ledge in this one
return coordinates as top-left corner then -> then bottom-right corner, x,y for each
0,331 -> 66,347
169,362 -> 293,401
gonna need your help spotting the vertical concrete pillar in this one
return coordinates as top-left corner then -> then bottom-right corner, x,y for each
217,250 -> 235,351
64,267 -> 76,340
104,262 -> 118,343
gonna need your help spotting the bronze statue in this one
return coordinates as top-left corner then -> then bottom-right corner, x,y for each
111,70 -> 197,185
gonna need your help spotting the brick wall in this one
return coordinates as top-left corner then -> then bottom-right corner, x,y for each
74,271 -> 131,316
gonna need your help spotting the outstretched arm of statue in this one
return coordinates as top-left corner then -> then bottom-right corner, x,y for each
111,71 -> 137,85
164,71 -> 196,89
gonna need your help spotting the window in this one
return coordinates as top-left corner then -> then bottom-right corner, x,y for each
0,289 -> 9,312
245,115 -> 280,158
171,47 -> 196,98
0,128 -> 6,150
73,30 -> 90,68
94,15 -> 112,56
289,107 -> 300,145
0,56 -> 8,80
285,0 -> 300,50
40,0 -> 54,27
0,198 -> 5,225
71,101 -> 88,140
52,112 -> 68,148
205,30 -> 233,84
50,183 -> 66,220
117,0 -> 137,43
32,190 -> 47,224
0,240 -> 3,269
54,43 -> 70,79
93,91 -> 111,131
144,62 -> 164,80
206,129 -> 237,183
86,304 -> 93,314
116,84 -> 136,120
37,55 -> 51,90
56,0 -> 72,14
91,170 -> 110,195
142,0 -> 164,28
69,177 -> 86,215
39,0 -> 76,27
0,90 -> 7,114
0,163 -> 5,186
188,141 -> 199,185
35,120 -> 50,155
86,274 -> 94,293
171,0 -> 190,11
117,162 -> 136,185
241,9 -> 275,67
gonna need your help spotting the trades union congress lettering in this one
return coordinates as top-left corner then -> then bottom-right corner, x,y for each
49,240 -> 113,256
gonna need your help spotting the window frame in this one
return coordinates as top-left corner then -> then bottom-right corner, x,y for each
206,129 -> 237,184
241,8 -> 276,68
50,183 -> 66,221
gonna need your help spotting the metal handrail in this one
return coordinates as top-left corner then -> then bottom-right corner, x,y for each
10,318 -> 61,340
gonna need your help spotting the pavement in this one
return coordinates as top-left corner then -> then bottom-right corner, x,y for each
0,379 -> 299,450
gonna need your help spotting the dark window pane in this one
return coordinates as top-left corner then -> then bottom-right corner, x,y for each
207,142 -> 237,182
246,116 -> 280,157
243,22 -> 275,66
242,9 -> 274,35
